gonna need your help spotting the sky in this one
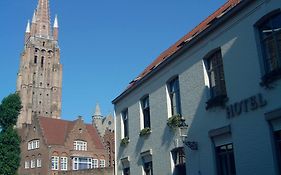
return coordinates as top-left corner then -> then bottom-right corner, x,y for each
0,0 -> 226,123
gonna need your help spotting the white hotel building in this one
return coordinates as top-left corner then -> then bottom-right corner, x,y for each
113,0 -> 281,174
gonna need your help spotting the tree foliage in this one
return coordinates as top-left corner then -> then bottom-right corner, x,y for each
0,127 -> 21,175
0,93 -> 22,175
0,93 -> 22,130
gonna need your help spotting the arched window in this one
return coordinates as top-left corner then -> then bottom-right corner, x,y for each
256,10 -> 281,85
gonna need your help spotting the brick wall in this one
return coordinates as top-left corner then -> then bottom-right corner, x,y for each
58,168 -> 113,175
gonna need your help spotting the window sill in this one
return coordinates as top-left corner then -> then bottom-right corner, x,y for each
206,95 -> 228,110
260,68 -> 281,87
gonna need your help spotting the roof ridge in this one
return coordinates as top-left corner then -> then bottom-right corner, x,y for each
128,0 -> 241,89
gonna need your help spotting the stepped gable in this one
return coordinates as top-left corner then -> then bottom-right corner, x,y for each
86,124 -> 105,149
38,117 -> 104,148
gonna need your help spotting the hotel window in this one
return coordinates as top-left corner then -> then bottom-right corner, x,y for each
72,157 -> 92,170
205,49 -> 227,109
171,147 -> 186,175
168,77 -> 181,116
256,10 -> 281,85
122,109 -> 129,138
73,140 -> 87,151
100,159 -> 106,168
274,130 -> 281,173
143,161 -> 153,175
60,157 -> 68,171
92,159 -> 98,168
141,96 -> 151,129
216,143 -> 236,175
51,156 -> 59,170
123,167 -> 130,175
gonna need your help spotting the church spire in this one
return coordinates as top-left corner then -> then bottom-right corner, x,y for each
35,0 -> 51,38
25,20 -> 30,33
93,103 -> 102,118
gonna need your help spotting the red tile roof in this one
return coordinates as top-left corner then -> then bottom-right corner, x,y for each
38,117 -> 104,149
126,0 -> 241,89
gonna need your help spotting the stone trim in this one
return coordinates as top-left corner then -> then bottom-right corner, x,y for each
208,125 -> 231,138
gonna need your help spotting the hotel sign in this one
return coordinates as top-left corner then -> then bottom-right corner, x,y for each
226,93 -> 267,118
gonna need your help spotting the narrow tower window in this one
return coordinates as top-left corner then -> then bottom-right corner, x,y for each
34,56 -> 37,64
41,57 -> 44,68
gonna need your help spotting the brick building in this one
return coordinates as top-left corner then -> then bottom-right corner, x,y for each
18,116 -> 108,175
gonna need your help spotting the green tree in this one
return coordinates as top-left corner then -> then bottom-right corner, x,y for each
0,93 -> 22,175
0,93 -> 22,130
0,127 -> 21,175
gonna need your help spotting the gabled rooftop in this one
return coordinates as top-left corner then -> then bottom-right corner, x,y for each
38,117 -> 104,149
113,0 -> 242,103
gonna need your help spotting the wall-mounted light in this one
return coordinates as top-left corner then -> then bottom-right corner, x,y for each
178,117 -> 198,150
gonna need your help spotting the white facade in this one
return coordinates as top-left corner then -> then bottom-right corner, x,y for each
113,0 -> 281,174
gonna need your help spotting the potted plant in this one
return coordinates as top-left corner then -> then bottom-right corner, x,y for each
167,114 -> 181,129
139,127 -> 151,136
120,137 -> 129,146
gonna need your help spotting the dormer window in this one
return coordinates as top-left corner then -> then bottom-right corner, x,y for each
74,140 -> 87,151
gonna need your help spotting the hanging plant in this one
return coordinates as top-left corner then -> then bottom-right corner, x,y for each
139,127 -> 151,136
167,114 -> 181,128
120,137 -> 129,146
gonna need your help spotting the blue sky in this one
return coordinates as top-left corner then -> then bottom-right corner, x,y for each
0,0 -> 226,123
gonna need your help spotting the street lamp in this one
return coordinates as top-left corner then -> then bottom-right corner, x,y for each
178,117 -> 198,150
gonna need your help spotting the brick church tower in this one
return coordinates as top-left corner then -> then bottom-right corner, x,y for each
16,0 -> 62,127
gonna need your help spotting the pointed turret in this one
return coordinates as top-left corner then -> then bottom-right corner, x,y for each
25,20 -> 31,43
53,15 -> 59,40
35,0 -> 51,38
25,20 -> 31,33
93,103 -> 102,119
31,11 -> 37,35
92,103 -> 103,132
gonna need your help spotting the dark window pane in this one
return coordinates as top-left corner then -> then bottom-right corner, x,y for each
216,143 -> 236,175
142,96 -> 151,128
168,77 -> 181,115
275,130 -> 281,174
122,110 -> 129,138
259,13 -> 281,74
206,50 -> 227,99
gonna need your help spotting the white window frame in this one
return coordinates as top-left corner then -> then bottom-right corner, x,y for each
25,160 -> 30,169
37,158 -> 42,168
92,159 -> 98,168
100,159 -> 105,168
27,139 -> 40,150
31,159 -> 36,169
51,156 -> 59,170
73,140 -> 87,151
72,157 -> 92,170
60,157 -> 68,171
